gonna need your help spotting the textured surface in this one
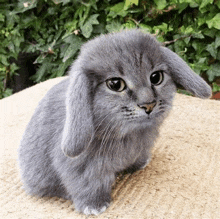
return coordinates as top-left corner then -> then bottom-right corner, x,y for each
1,77 -> 220,219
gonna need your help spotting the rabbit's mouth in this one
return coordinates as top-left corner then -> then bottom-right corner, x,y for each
119,105 -> 169,131
121,113 -> 156,131
121,105 -> 159,121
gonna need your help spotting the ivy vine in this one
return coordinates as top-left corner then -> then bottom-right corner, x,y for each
0,0 -> 220,98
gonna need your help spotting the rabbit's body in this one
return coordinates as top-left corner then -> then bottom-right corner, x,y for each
19,79 -> 68,198
18,29 -> 211,215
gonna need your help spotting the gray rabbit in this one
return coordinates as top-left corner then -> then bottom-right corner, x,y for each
18,29 -> 211,215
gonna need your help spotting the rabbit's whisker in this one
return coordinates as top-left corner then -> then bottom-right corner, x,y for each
103,123 -> 119,158
98,118 -> 116,157
86,112 -> 113,149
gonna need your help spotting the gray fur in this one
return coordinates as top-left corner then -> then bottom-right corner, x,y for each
18,29 -> 211,215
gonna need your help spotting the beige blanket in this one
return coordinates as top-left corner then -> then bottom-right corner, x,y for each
1,77 -> 220,219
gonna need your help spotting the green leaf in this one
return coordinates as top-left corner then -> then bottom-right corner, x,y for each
206,13 -> 220,30
55,58 -> 73,77
79,6 -> 91,28
123,20 -> 136,29
59,0 -> 73,5
189,1 -> 199,8
16,0 -> 37,13
190,56 -> 209,74
198,17 -> 206,26
216,0 -> 220,9
64,20 -> 78,32
203,28 -> 217,38
62,37 -> 82,62
0,13 -> 5,22
177,3 -> 189,14
106,21 -> 123,33
192,32 -> 204,39
198,57 -> 207,64
125,0 -> 139,8
199,0 -> 214,11
153,23 -> 173,34
81,14 -> 99,38
21,14 -> 37,28
173,35 -> 187,53
212,82 -> 220,92
206,42 -> 217,58
139,24 -> 152,33
181,25 -> 195,35
8,41 -> 15,53
14,35 -> 24,48
3,88 -> 13,98
215,33 -> 220,49
6,12 -> 20,29
0,55 -> 9,66
62,44 -> 79,62
207,63 -> 220,81
178,0 -> 193,3
110,2 -> 125,13
154,0 -> 167,10
108,2 -> 128,19
32,61 -> 49,82
184,36 -> 191,44
34,54 -> 47,64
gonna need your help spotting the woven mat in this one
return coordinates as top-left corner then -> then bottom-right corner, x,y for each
1,77 -> 220,219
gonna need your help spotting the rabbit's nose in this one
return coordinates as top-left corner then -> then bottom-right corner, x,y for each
138,101 -> 156,114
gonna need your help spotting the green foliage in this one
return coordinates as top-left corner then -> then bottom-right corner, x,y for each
212,82 -> 220,92
1,0 -> 220,98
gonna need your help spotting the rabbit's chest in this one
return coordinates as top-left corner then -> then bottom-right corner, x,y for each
108,139 -> 145,171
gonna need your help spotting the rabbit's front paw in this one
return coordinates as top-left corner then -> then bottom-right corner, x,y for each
140,156 -> 151,169
124,156 -> 151,174
82,203 -> 109,215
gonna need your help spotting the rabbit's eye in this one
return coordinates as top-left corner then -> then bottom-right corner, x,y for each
150,71 -> 164,86
106,78 -> 126,92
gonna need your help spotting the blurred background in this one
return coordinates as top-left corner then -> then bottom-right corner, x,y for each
0,0 -> 220,99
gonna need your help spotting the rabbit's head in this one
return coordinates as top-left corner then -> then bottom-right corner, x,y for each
61,29 -> 212,158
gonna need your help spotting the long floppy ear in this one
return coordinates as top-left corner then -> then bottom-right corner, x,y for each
161,47 -> 212,99
61,68 -> 94,158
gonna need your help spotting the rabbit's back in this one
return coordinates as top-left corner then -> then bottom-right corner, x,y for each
18,78 -> 69,198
